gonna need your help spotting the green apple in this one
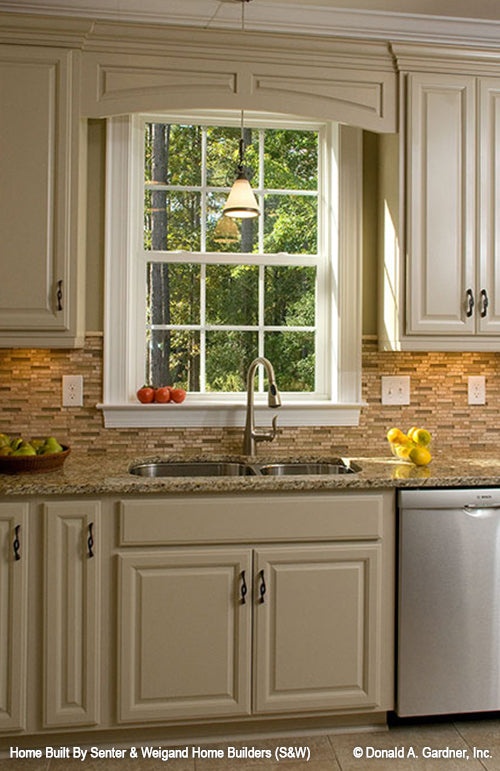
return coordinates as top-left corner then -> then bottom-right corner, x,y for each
0,433 -> 10,447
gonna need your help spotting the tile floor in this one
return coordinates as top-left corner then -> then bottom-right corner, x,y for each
2,718 -> 500,771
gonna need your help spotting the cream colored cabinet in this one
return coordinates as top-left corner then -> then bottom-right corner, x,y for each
380,70 -> 500,350
405,73 -> 476,337
254,544 -> 380,714
0,503 -> 28,732
118,548 -> 252,722
0,45 -> 85,348
117,492 -> 394,724
43,501 -> 101,728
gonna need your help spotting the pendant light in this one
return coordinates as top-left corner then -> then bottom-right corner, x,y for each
222,0 -> 260,220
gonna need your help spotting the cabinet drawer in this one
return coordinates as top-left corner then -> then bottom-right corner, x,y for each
119,493 -> 386,545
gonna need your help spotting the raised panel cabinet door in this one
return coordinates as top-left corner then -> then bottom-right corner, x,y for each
0,504 -> 28,732
253,543 -> 381,714
406,73 -> 476,335
43,502 -> 101,727
0,45 -> 84,345
118,548 -> 252,722
479,79 -> 500,334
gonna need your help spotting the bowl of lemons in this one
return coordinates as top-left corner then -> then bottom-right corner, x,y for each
387,426 -> 432,466
0,434 -> 70,473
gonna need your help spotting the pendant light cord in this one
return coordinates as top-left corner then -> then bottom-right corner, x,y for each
240,0 -> 247,172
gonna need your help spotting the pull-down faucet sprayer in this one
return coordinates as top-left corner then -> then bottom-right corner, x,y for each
243,357 -> 281,455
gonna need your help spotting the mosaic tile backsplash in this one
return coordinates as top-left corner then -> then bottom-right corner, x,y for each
0,334 -> 497,457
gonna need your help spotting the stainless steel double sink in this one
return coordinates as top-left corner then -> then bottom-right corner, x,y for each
129,459 -> 361,478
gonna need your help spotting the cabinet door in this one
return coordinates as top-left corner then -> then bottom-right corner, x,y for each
0,45 -> 84,347
0,504 -> 28,732
118,548 -> 252,722
479,79 -> 500,333
406,73 -> 476,335
44,502 -> 101,727
253,544 -> 381,714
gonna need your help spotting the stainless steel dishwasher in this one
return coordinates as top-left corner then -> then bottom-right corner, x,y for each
397,487 -> 500,717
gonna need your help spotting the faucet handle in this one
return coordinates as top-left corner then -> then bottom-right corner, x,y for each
254,415 -> 279,444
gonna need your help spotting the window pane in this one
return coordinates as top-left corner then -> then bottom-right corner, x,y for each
146,330 -> 200,390
145,123 -> 201,186
264,194 -> 317,254
264,266 -> 316,326
206,126 -> 258,188
147,263 -> 200,325
206,331 -> 258,392
144,191 -> 201,251
206,264 -> 259,325
264,129 -> 318,191
265,331 -> 315,391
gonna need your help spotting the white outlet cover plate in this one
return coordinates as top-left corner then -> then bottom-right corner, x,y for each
62,375 -> 83,407
468,375 -> 486,405
381,375 -> 410,405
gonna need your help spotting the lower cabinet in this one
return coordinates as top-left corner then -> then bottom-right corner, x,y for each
118,549 -> 252,722
117,492 -> 394,725
254,544 -> 380,714
0,491 -> 394,738
43,501 -> 101,728
0,503 -> 28,731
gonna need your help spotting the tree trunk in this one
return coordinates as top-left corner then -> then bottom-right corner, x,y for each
149,124 -> 171,386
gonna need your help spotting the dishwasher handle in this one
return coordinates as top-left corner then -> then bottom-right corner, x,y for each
463,504 -> 500,517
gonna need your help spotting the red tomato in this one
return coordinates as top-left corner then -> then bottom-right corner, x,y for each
137,386 -> 155,403
154,387 -> 171,403
169,387 -> 186,404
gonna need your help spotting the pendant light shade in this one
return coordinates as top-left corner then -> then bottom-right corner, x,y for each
223,171 -> 260,219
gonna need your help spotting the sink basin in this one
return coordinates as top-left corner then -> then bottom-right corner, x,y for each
129,461 -> 254,478
257,460 -> 361,476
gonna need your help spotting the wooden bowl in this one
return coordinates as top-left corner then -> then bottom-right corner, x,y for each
0,446 -> 71,474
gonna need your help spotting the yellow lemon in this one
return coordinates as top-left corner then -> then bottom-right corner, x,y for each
409,446 -> 432,466
407,426 -> 419,441
413,428 -> 431,446
387,427 -> 406,443
395,441 -> 415,460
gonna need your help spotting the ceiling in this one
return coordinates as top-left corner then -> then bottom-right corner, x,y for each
1,0 -> 500,45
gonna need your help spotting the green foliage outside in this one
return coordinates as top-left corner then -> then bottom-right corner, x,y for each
144,122 -> 319,393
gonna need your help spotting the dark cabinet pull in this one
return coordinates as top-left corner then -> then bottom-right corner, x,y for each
258,569 -> 266,604
87,522 -> 94,558
480,289 -> 489,318
56,280 -> 63,311
466,288 -> 474,318
13,525 -> 21,561
240,570 -> 247,604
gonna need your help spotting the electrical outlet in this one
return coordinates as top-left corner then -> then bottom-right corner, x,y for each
468,375 -> 486,405
62,375 -> 83,407
381,375 -> 410,405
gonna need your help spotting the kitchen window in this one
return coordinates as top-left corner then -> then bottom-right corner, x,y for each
100,113 -> 363,428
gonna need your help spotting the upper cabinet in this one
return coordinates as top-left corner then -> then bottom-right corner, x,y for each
0,45 -> 86,348
380,49 -> 500,350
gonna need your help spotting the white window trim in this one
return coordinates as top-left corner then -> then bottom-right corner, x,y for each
98,114 -> 364,428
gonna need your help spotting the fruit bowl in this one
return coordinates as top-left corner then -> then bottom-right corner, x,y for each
0,446 -> 71,474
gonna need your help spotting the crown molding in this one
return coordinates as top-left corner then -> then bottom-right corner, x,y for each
391,41 -> 500,74
1,0 -> 500,49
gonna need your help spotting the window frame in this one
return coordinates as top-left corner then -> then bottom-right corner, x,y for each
99,112 -> 364,428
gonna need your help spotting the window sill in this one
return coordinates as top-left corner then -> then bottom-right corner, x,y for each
97,401 -> 365,428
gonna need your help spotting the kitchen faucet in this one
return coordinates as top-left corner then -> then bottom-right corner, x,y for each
243,357 -> 281,455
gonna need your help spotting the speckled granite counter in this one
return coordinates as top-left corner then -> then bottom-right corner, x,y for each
1,450 -> 500,496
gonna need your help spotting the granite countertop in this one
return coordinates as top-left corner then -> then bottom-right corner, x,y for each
1,450 -> 500,496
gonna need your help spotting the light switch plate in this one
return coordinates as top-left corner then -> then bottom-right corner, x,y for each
381,376 -> 410,405
468,375 -> 486,405
62,375 -> 83,407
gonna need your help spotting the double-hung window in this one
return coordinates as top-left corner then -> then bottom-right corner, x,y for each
101,112 -> 363,428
